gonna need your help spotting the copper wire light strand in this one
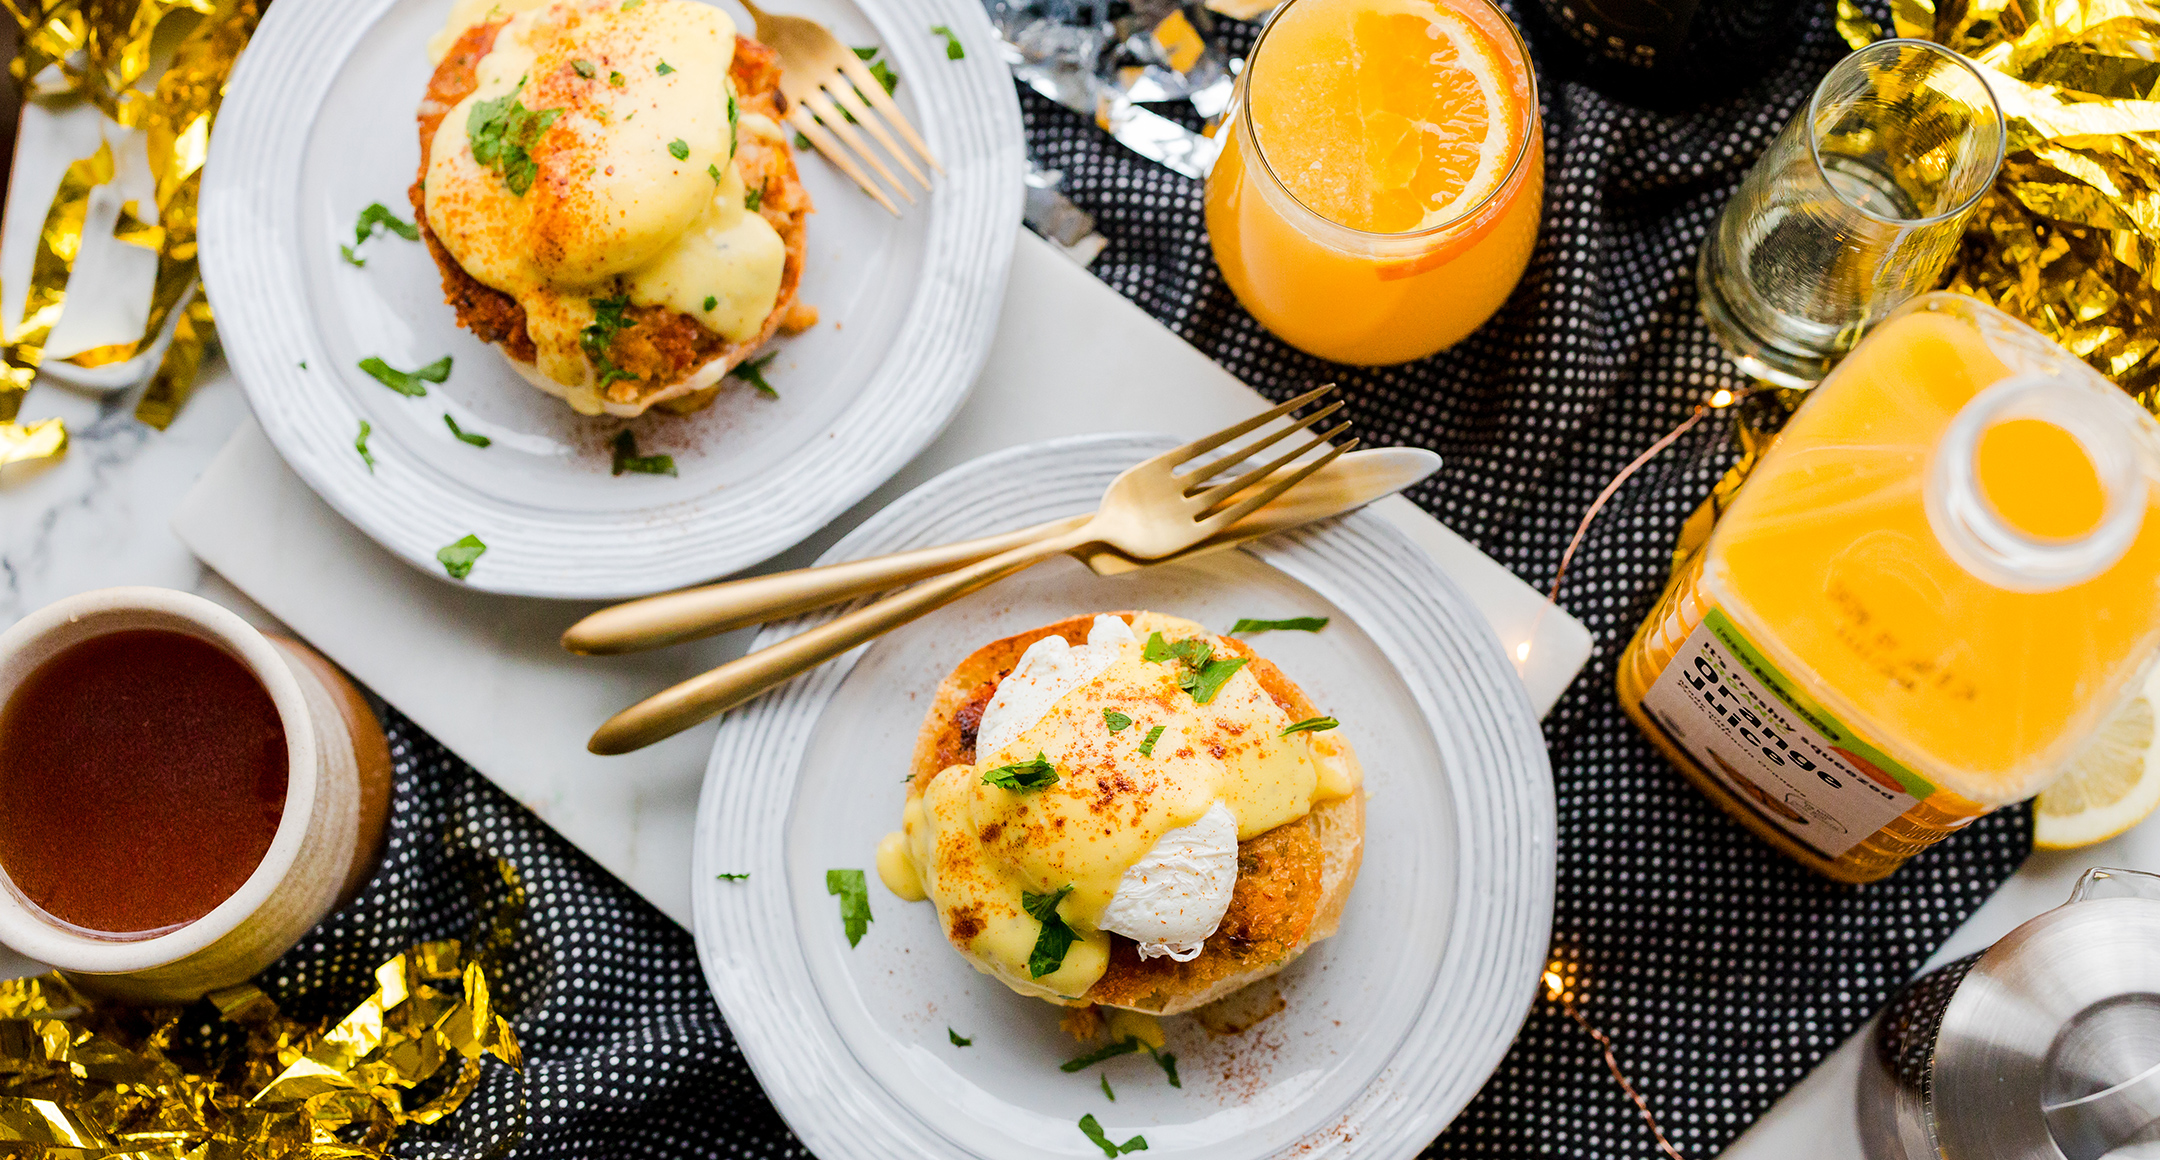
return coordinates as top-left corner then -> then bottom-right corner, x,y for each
1560,1000 -> 1688,1160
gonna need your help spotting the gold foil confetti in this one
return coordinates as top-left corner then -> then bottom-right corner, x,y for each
0,940 -> 523,1158
0,0 -> 261,465
1839,0 -> 2160,401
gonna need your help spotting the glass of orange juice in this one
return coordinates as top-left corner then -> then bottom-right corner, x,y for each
1205,0 -> 1543,366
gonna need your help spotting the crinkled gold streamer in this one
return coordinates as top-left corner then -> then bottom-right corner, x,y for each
1840,0 -> 2160,403
0,940 -> 523,1159
0,0 -> 259,464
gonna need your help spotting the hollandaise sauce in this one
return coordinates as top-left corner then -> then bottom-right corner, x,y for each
424,0 -> 787,413
883,613 -> 1359,1003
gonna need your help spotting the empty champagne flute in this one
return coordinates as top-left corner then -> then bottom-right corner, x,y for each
1697,39 -> 2004,387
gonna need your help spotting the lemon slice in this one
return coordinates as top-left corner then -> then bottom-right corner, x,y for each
2034,666 -> 2160,850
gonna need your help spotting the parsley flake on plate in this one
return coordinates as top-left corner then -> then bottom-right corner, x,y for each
730,351 -> 779,398
1101,1074 -> 1115,1101
1023,885 -> 1077,978
827,869 -> 872,946
795,131 -> 813,150
668,138 -> 690,160
655,60 -> 675,75
466,79 -> 562,196
610,429 -> 677,477
346,202 -> 418,267
703,295 -> 718,312
1077,1114 -> 1147,1156
1137,725 -> 1166,756
609,70 -> 626,86
931,23 -> 965,58
571,59 -> 595,78
443,414 -> 491,447
1104,709 -> 1132,733
982,753 -> 1057,791
358,355 -> 451,397
582,295 -> 642,388
1142,632 -> 1248,704
714,872 -> 750,881
1188,657 -> 1248,704
1060,1039 -> 1142,1071
1230,616 -> 1329,634
948,1028 -> 972,1047
745,184 -> 763,211
436,534 -> 486,580
1280,716 -> 1339,737
852,46 -> 900,94
354,420 -> 375,472
708,162 -> 723,184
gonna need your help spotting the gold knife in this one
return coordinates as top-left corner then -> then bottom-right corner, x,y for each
562,447 -> 1440,656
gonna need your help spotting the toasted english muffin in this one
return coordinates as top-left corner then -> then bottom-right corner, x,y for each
907,612 -> 1365,1015
412,12 -> 813,418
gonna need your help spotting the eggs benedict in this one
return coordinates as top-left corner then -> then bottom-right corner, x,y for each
413,0 -> 814,417
878,611 -> 1364,1014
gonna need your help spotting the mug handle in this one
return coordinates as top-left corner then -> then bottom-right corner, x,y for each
2067,866 -> 2160,904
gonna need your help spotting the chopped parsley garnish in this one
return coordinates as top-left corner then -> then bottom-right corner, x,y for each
571,59 -> 596,78
982,753 -> 1058,791
931,24 -> 965,59
1189,657 -> 1248,704
609,70 -> 626,86
436,534 -> 486,580
443,414 -> 491,447
703,295 -> 718,312
1077,1115 -> 1147,1157
727,90 -> 739,158
1149,1046 -> 1181,1087
655,60 -> 675,75
610,429 -> 677,477
622,0 -> 643,8
668,138 -> 690,160
466,79 -> 562,196
1281,716 -> 1339,737
581,294 -> 641,388
948,1028 -> 972,1047
853,46 -> 900,94
745,184 -> 764,211
1104,709 -> 1132,733
354,420 -> 376,472
1137,725 -> 1165,756
1060,1039 -> 1142,1071
827,868 -> 872,946
349,201 -> 418,267
1142,632 -> 1248,703
1100,1074 -> 1115,1101
730,351 -> 779,398
1023,885 -> 1077,978
708,162 -> 723,184
795,131 -> 813,150
1230,616 -> 1329,634
358,355 -> 451,397
715,872 -> 750,881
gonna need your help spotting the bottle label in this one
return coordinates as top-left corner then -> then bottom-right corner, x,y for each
1639,608 -> 1936,860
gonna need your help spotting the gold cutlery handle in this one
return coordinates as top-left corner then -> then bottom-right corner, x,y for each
562,514 -> 1092,655
587,528 -> 1091,754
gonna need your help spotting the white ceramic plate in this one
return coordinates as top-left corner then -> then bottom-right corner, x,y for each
693,433 -> 1557,1160
199,0 -> 1022,598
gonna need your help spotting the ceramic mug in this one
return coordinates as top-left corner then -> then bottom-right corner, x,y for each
0,587 -> 391,1003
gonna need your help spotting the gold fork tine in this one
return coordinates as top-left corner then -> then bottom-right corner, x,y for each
1195,437 -> 1361,536
1194,421 -> 1356,515
1186,401 -> 1346,494
836,52 -> 942,174
798,89 -> 916,203
1171,384 -> 1336,473
820,78 -> 929,190
785,106 -> 899,214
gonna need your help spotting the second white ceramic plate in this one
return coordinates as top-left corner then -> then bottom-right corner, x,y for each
692,433 -> 1557,1160
200,0 -> 1022,597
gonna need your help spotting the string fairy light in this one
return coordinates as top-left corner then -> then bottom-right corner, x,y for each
1543,956 -> 1687,1160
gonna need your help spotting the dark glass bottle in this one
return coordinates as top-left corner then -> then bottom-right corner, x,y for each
1519,0 -> 1806,108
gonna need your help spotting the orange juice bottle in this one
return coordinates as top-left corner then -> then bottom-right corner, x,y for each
1618,293 -> 2160,882
1204,0 -> 1542,366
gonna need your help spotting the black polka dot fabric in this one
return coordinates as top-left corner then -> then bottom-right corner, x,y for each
279,7 -> 2030,1154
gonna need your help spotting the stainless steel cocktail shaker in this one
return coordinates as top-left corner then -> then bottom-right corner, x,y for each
1859,867 -> 2160,1160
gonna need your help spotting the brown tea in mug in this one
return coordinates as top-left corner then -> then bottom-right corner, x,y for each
0,629 -> 288,937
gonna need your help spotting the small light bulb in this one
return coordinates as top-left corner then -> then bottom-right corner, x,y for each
1542,969 -> 1565,1000
1709,388 -> 1734,408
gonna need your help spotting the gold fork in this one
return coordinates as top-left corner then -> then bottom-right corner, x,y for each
741,0 -> 941,215
587,386 -> 1356,754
